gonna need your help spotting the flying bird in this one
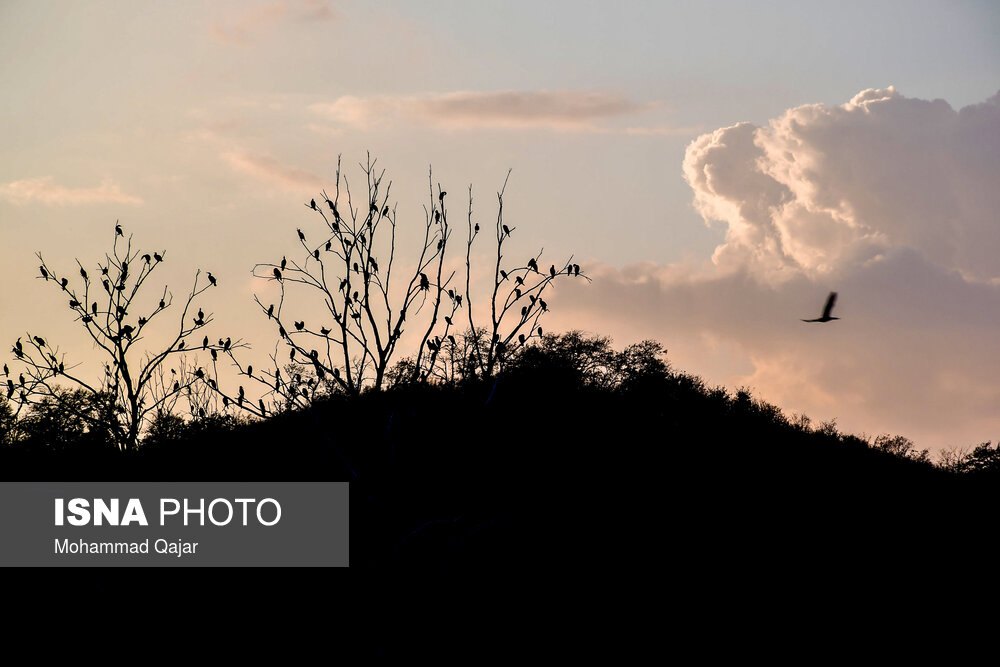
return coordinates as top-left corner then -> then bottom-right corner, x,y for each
802,292 -> 840,323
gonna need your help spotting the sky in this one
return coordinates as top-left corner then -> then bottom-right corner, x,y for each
1,0 -> 999,450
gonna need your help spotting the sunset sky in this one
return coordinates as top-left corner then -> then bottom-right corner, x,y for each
2,0 -> 999,450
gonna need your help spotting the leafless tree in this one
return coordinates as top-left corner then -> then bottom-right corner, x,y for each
4,222 -> 244,450
207,155 -> 588,413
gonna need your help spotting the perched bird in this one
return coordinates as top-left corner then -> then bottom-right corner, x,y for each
527,258 -> 538,272
518,334 -> 526,344
207,273 -> 217,287
310,198 -> 317,210
419,273 -> 430,291
445,316 -> 453,325
320,327 -> 330,336
33,336 -> 45,347
539,299 -> 548,312
267,304 -> 275,318
474,223 -> 480,233
273,268 -> 282,281
80,267 -> 88,280
142,254 -> 151,263
115,222 -> 123,236
325,241 -> 332,252
247,365 -> 253,377
295,321 -> 305,331
60,278 -> 68,289
154,252 -> 163,262
439,191 -> 447,201
69,300 -> 80,308
178,340 -> 185,350
574,264 -> 580,276
549,265 -> 556,277
138,317 -> 147,326
159,298 -> 166,309
202,336 -> 209,350
802,292 -> 840,323
40,266 -> 48,279
198,308 -> 204,321
313,249 -> 320,260
281,256 -> 287,271
537,327 -> 543,337
297,229 -> 306,242
92,302 -> 98,315
502,225 -> 510,237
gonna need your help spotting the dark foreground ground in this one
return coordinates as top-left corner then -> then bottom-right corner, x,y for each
3,355 -> 997,656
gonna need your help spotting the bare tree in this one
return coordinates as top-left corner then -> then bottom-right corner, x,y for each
4,222 -> 243,450
207,155 -> 588,413
462,171 -> 591,378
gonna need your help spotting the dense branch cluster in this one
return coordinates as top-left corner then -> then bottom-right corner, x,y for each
4,223 -> 241,449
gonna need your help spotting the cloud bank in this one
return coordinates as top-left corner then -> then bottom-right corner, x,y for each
0,177 -> 143,206
683,86 -> 1000,282
556,88 -> 1000,449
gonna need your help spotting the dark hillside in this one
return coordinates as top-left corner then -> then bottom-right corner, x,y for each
4,335 -> 998,656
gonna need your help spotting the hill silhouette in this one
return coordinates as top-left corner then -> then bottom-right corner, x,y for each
3,332 -> 997,656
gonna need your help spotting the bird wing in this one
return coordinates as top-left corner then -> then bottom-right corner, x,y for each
822,292 -> 837,319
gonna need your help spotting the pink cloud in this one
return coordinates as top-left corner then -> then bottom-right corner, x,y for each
221,151 -> 325,192
0,177 -> 143,206
308,90 -> 683,134
210,0 -> 338,45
